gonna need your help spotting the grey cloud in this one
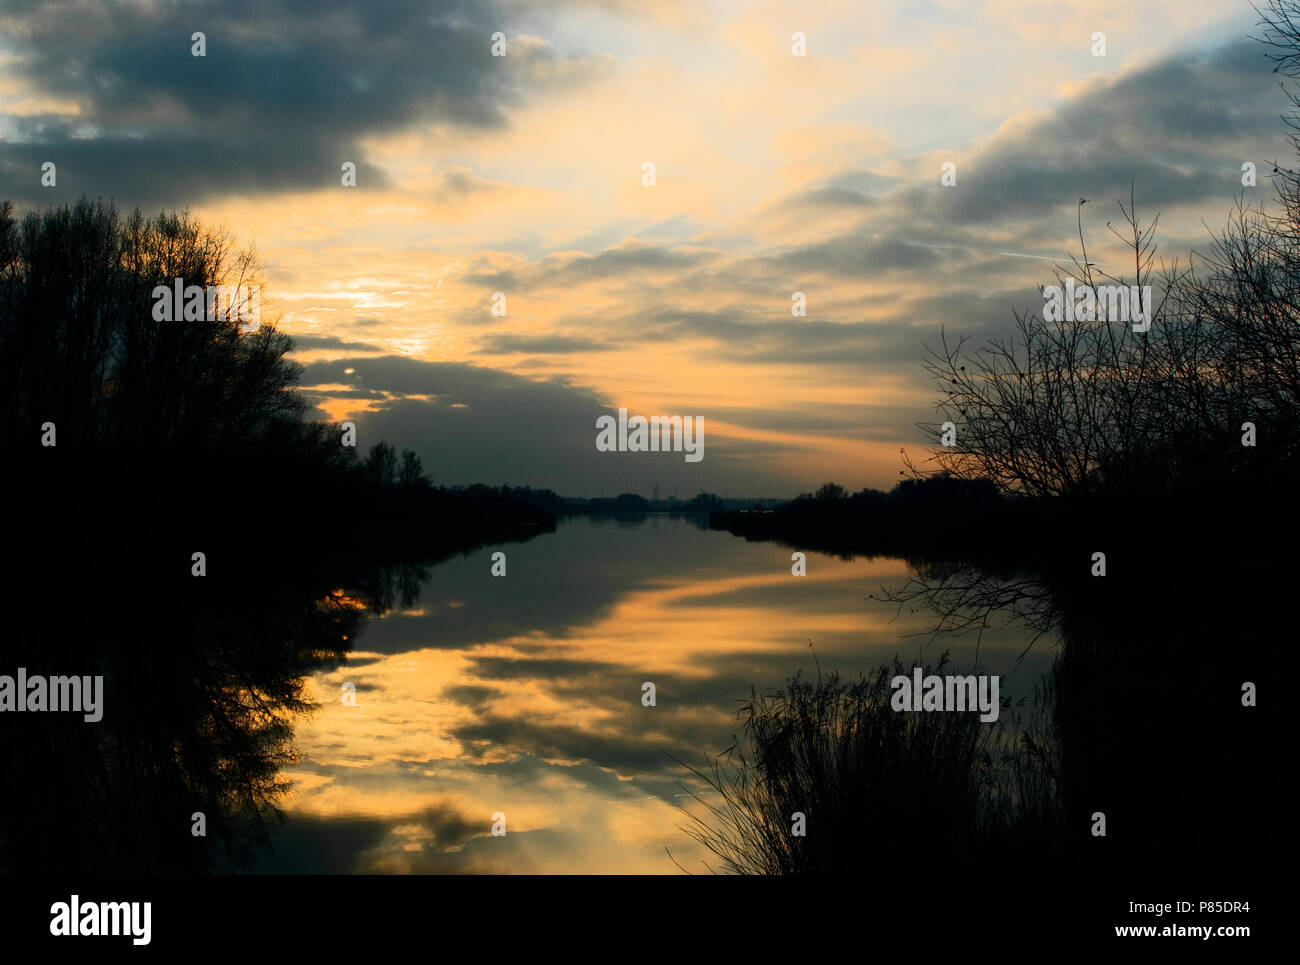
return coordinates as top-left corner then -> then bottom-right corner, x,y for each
297,355 -> 802,494
766,233 -> 945,276
770,185 -> 875,210
288,333 -> 387,353
473,333 -> 618,354
0,0 -> 607,208
465,242 -> 715,290
904,37 -> 1291,228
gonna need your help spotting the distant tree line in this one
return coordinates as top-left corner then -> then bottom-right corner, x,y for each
713,474 -> 1030,562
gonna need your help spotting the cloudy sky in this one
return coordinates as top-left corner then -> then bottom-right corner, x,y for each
1,0 -> 1290,496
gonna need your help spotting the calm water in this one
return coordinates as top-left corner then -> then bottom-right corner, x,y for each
256,514 -> 1052,873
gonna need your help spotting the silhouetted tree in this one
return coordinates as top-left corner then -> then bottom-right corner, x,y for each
364,441 -> 399,487
918,4 -> 1300,504
399,448 -> 430,488
0,197 -> 306,450
814,481 -> 848,501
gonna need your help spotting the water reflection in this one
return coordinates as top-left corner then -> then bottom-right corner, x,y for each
259,515 -> 1049,874
0,521 -> 548,874
687,548 -> 1274,881
1,557 -> 363,873
16,512 -> 1233,877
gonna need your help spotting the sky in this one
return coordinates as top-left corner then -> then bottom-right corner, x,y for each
1,0 -> 1292,496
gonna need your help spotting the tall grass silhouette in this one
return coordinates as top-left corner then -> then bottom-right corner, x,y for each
676,655 -> 1062,874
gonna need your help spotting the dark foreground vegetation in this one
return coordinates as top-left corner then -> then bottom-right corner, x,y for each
679,656 -> 1062,875
0,199 -> 553,873
680,547 -> 1277,882
690,0 -> 1296,886
717,1 -> 1300,571
0,198 -> 555,561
